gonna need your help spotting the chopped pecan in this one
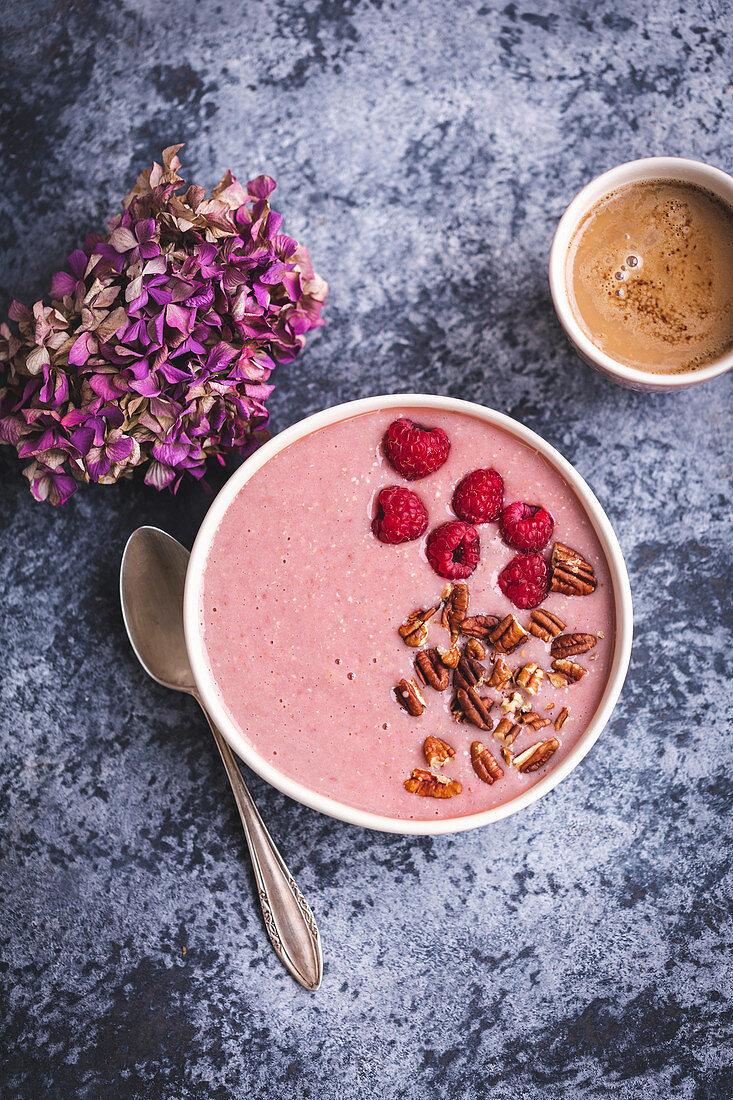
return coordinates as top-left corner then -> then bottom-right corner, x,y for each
547,670 -> 570,688
501,691 -> 530,715
442,582 -> 469,642
554,706 -> 570,731
414,649 -> 450,692
398,605 -> 439,647
521,711 -> 552,731
452,688 -> 493,731
394,677 -> 426,716
513,738 -> 560,772
404,768 -> 462,798
460,614 -> 500,641
493,715 -> 522,746
528,608 -> 566,642
550,633 -> 597,658
551,658 -> 586,682
549,543 -> 597,596
501,745 -> 514,766
489,614 -> 528,654
465,637 -> 486,661
423,735 -> 455,768
487,655 -> 512,690
470,741 -> 504,785
514,662 -> 544,695
437,643 -> 461,669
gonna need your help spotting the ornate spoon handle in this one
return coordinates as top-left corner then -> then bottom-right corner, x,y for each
200,704 -> 323,991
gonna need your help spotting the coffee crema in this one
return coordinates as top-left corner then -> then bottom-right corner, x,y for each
566,179 -> 733,374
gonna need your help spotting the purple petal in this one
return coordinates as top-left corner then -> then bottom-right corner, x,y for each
159,361 -> 190,384
68,249 -> 88,277
247,175 -> 276,199
165,304 -> 192,332
130,374 -> 162,397
260,261 -> 288,285
134,218 -> 156,244
50,271 -> 79,299
69,332 -> 93,366
86,451 -> 111,481
205,341 -> 238,372
89,373 -> 123,400
106,436 -> 134,462
69,426 -> 96,455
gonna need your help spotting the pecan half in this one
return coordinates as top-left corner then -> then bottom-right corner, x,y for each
465,637 -> 487,661
550,633 -> 597,658
493,715 -> 522,746
453,688 -> 493,731
423,736 -> 456,768
394,677 -> 426,716
470,741 -> 504,785
404,768 -> 462,798
513,737 -> 560,772
460,614 -> 500,641
551,658 -> 586,682
398,605 -> 439,647
414,649 -> 450,692
554,706 -> 570,731
442,582 -> 469,642
549,543 -> 597,596
528,608 -> 566,642
454,653 -> 487,691
489,614 -> 528,654
514,662 -> 544,695
487,655 -> 512,690
521,711 -> 552,731
437,643 -> 461,669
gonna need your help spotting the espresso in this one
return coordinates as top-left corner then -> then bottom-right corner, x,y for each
566,179 -> 733,373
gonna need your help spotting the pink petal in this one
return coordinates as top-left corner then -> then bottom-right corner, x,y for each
50,271 -> 79,299
69,332 -> 92,366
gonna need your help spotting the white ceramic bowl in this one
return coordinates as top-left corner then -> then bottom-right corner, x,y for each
549,156 -> 733,392
184,394 -> 633,835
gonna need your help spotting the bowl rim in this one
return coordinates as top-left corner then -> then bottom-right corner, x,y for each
548,156 -> 733,390
183,394 -> 633,835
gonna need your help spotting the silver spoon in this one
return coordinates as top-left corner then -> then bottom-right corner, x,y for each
120,526 -> 323,991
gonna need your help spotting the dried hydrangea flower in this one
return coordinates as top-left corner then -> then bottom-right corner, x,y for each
0,145 -> 328,504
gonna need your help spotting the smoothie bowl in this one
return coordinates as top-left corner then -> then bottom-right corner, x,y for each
183,395 -> 632,835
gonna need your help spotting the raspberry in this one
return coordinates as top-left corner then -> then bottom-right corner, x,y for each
501,502 -> 554,552
425,521 -> 480,579
372,486 -> 428,544
452,468 -> 504,524
498,552 -> 549,609
383,418 -> 450,480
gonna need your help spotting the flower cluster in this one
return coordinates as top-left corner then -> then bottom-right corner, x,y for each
0,145 -> 327,504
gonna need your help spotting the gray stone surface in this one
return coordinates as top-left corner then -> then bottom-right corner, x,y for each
1,1 -> 732,1097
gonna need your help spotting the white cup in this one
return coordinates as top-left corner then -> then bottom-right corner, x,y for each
549,157 -> 733,392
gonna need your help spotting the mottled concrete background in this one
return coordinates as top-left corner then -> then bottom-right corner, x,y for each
1,1 -> 732,1097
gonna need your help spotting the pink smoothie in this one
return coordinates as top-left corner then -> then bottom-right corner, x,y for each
198,407 -> 615,820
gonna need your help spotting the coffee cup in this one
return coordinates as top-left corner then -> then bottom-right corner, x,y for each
549,157 -> 733,392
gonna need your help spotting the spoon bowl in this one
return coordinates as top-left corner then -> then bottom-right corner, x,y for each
120,527 -> 193,693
